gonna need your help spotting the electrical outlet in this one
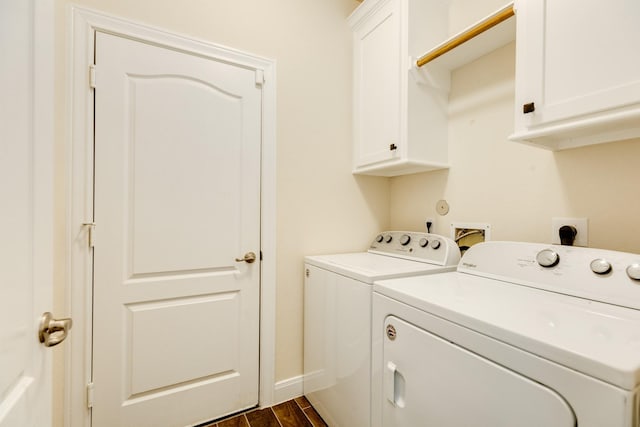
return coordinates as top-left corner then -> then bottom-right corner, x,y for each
551,217 -> 588,247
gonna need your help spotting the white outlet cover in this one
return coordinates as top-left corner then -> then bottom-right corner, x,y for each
551,217 -> 588,247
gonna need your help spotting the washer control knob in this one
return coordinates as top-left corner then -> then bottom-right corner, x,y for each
536,249 -> 560,268
419,238 -> 429,248
400,234 -> 411,246
385,235 -> 392,243
375,234 -> 384,243
627,263 -> 640,281
430,240 -> 441,250
590,259 -> 612,275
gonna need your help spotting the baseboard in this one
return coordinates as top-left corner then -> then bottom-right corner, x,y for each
273,375 -> 303,405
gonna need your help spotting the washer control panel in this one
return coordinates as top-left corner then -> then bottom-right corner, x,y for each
368,231 -> 460,266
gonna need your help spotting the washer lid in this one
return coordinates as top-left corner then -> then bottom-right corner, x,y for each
305,253 -> 455,284
374,272 -> 640,390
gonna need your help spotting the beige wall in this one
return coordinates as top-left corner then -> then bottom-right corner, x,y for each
52,0 -> 640,425
390,41 -> 640,253
52,0 -> 390,424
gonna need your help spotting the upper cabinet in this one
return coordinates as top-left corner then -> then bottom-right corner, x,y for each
510,0 -> 640,150
349,0 -> 450,176
349,0 -> 516,176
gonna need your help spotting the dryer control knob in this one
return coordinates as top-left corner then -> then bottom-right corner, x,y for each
385,235 -> 392,243
536,249 -> 560,268
590,259 -> 612,275
430,240 -> 441,250
419,238 -> 429,248
626,263 -> 640,281
400,234 -> 411,246
375,234 -> 384,243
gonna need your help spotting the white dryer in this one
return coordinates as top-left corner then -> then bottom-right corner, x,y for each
372,241 -> 640,427
303,231 -> 460,427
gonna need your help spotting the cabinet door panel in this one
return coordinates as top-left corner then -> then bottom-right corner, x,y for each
515,0 -> 640,131
353,0 -> 401,168
541,0 -> 640,122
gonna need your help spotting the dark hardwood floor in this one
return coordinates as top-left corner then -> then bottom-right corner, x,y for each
202,396 -> 327,427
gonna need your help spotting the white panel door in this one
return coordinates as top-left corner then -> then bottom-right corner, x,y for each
92,31 -> 261,427
0,0 -> 54,426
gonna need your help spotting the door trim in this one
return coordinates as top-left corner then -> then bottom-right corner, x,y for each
66,7 -> 277,426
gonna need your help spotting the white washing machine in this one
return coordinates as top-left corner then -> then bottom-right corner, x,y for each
372,241 -> 640,427
303,231 -> 460,427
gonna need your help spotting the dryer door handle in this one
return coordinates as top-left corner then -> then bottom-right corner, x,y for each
384,361 -> 405,408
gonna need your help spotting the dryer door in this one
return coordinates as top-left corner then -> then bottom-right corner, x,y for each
382,316 -> 576,427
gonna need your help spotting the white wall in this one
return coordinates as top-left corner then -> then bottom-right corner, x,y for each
52,0 -> 389,424
390,41 -> 640,253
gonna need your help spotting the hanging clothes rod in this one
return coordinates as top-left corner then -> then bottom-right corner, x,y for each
416,2 -> 515,68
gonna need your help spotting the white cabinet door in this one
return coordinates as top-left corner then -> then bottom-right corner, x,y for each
92,31 -> 261,427
352,0 -> 402,170
0,1 -> 54,426
511,0 -> 640,149
349,0 -> 449,177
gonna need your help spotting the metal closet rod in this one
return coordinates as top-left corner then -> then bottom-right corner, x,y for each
416,2 -> 515,68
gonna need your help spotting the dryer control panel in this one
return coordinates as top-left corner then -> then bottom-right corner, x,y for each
458,241 -> 640,310
368,231 -> 460,267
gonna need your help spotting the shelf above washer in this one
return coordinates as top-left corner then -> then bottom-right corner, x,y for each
415,2 -> 515,72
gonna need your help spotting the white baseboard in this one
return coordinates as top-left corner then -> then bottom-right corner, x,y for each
273,375 -> 303,405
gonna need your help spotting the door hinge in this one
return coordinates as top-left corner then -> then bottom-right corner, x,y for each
86,382 -> 94,409
83,222 -> 96,248
89,64 -> 96,89
255,69 -> 264,86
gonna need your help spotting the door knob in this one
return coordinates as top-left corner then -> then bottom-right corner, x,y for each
39,312 -> 73,347
235,252 -> 257,263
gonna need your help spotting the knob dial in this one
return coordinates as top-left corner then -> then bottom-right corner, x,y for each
536,249 -> 560,268
419,238 -> 429,248
590,258 -> 612,275
384,235 -> 392,243
400,234 -> 411,246
430,240 -> 441,250
375,234 -> 384,243
627,263 -> 640,281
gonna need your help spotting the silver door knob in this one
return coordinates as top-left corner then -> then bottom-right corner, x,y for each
39,312 -> 73,347
235,252 -> 257,264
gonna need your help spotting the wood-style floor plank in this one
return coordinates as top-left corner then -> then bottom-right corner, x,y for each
272,400 -> 312,427
303,407 -> 328,427
294,395 -> 311,410
245,407 -> 281,427
218,414 -> 250,427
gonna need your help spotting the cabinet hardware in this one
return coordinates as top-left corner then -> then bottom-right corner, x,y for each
389,143 -> 398,151
523,102 -> 535,114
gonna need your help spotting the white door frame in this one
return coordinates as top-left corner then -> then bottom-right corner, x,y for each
65,7 -> 277,426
